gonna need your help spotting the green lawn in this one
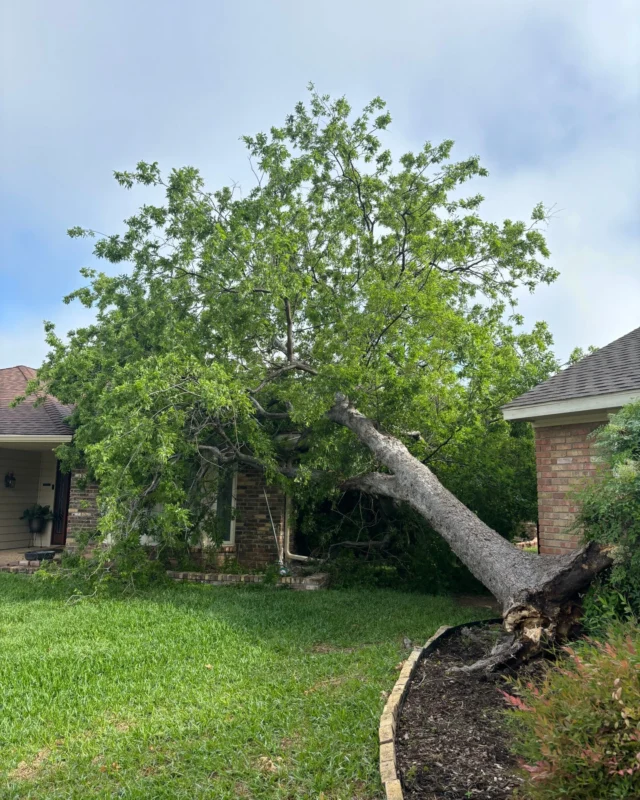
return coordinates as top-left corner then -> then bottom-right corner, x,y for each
0,574 -> 489,799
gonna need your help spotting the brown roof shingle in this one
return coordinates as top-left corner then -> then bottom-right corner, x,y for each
503,326 -> 640,411
0,366 -> 73,437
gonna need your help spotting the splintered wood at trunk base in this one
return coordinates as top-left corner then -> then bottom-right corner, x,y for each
328,395 -> 612,670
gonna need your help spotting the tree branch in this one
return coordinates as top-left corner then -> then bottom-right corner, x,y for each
328,536 -> 391,554
196,444 -> 264,471
251,361 -> 318,394
364,305 -> 408,364
248,396 -> 291,419
284,297 -> 294,362
341,472 -> 401,498
197,444 -> 310,481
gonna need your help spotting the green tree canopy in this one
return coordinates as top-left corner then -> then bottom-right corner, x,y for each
30,89 -> 559,550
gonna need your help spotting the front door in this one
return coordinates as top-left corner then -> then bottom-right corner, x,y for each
51,462 -> 71,546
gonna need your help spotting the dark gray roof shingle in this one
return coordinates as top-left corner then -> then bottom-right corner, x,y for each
503,326 -> 640,410
0,366 -> 74,437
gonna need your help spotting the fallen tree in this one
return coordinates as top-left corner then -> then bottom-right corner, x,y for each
329,395 -> 612,668
25,90 -> 611,662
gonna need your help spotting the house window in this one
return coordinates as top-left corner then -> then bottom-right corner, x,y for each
215,467 -> 237,544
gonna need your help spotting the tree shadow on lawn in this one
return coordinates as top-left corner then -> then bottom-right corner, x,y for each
0,572 -> 492,654
137,581 -> 494,653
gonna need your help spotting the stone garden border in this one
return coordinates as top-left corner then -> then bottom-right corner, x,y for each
166,570 -> 329,591
0,562 -> 49,574
379,617 -> 502,800
0,563 -> 330,591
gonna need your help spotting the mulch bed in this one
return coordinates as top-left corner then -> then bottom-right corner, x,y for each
396,623 -> 544,799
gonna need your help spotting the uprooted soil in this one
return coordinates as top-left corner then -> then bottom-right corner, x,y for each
396,623 -> 543,799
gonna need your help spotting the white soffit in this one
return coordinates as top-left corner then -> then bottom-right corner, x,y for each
0,435 -> 72,445
502,390 -> 640,422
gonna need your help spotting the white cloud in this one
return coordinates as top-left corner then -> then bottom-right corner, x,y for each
0,0 -> 638,368
481,130 -> 640,357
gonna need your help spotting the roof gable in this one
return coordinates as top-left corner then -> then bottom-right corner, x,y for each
503,326 -> 640,412
0,366 -> 73,437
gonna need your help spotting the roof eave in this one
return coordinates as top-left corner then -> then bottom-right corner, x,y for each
0,435 -> 73,443
502,389 -> 640,422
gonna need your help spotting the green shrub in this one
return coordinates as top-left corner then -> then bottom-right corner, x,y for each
581,576 -> 636,637
43,535 -> 169,593
578,400 -> 640,630
507,625 -> 640,799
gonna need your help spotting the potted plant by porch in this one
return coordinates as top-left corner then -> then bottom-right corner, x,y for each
20,504 -> 54,535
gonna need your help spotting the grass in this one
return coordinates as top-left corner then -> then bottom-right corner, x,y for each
0,574 -> 490,799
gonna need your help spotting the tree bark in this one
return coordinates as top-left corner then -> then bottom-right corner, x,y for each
328,395 -> 612,669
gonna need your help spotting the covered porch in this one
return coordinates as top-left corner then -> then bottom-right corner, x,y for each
1,365 -> 75,560
0,438 -> 71,557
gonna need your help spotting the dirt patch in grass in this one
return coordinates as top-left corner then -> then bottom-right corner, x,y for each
255,755 -> 284,774
10,748 -> 52,781
310,643 -> 356,654
303,675 -> 349,694
396,624 -> 536,799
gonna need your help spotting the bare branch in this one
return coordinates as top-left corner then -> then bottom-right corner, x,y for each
248,396 -> 291,419
196,444 -> 264,471
423,431 -> 457,462
328,536 -> 391,553
251,361 -> 318,394
284,297 -> 294,362
364,305 -> 408,364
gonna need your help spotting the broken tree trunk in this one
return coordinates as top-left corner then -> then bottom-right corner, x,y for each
328,395 -> 612,669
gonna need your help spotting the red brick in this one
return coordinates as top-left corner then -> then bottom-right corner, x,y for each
67,472 -> 100,543
66,467 -> 288,570
535,422 -> 602,554
234,468 -> 287,569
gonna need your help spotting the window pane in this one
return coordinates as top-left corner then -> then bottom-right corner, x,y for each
216,469 -> 235,542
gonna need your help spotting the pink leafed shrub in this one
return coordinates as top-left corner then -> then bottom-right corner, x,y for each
505,624 -> 640,799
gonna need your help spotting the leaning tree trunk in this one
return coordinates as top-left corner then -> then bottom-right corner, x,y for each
328,395 -> 612,670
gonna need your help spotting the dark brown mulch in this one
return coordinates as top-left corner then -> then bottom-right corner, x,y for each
396,624 -> 542,799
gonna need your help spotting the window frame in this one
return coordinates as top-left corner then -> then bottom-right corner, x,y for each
213,466 -> 237,545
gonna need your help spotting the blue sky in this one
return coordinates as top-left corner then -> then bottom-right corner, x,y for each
1,0 -> 638,368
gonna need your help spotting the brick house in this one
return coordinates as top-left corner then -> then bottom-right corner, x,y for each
0,366 -> 296,569
502,326 -> 640,554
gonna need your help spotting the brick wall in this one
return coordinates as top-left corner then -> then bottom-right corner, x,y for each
66,472 -> 100,543
234,468 -> 286,569
535,422 -> 601,554
64,467 -> 287,568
